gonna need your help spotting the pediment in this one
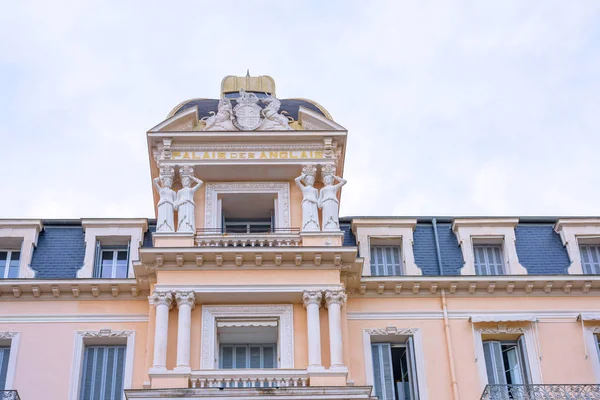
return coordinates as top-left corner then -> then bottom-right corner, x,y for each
298,106 -> 345,131
149,107 -> 199,132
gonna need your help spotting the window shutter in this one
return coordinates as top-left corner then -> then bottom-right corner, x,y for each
221,346 -> 233,369
249,346 -> 261,368
517,335 -> 532,385
235,345 -> 247,369
125,239 -> 131,276
93,241 -> 101,278
581,245 -> 600,275
392,246 -> 402,276
80,346 -> 126,400
474,246 -> 487,275
371,343 -> 395,400
263,345 -> 276,369
483,341 -> 506,385
0,347 -> 10,391
406,337 -> 420,400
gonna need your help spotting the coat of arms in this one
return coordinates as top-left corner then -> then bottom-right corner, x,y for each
232,89 -> 263,131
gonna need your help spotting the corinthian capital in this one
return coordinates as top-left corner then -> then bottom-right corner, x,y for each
148,290 -> 174,308
325,290 -> 347,308
302,290 -> 323,308
175,291 -> 196,309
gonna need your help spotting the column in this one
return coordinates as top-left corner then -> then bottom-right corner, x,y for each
175,291 -> 196,371
149,290 -> 173,371
325,289 -> 347,370
302,290 -> 324,371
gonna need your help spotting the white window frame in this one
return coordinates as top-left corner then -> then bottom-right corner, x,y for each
583,326 -> 600,383
472,325 -> 542,392
473,243 -> 505,276
351,219 -> 421,276
68,329 -> 135,400
362,326 -> 428,400
201,305 -> 294,369
219,344 -> 277,369
0,250 -> 21,279
0,332 -> 20,390
453,219 -> 527,275
79,219 -> 147,279
95,246 -> 130,279
579,244 -> 600,275
554,219 -> 600,274
0,220 -> 43,278
204,182 -> 290,231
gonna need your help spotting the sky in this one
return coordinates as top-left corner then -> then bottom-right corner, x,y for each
0,0 -> 599,219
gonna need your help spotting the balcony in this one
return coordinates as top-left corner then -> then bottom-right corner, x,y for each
480,384 -> 600,400
189,369 -> 309,388
0,391 -> 20,400
196,228 -> 301,247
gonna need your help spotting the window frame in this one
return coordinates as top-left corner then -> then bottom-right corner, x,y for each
0,332 -> 20,391
482,339 -> 531,385
579,244 -> 600,275
69,330 -> 135,400
0,250 -> 21,279
363,327 -> 428,400
219,344 -> 278,369
79,344 -> 127,400
473,244 -> 505,276
94,242 -> 130,279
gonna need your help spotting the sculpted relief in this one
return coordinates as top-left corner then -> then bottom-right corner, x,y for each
153,165 -> 204,233
202,89 -> 292,132
297,164 -> 347,233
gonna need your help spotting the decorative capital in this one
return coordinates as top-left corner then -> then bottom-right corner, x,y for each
148,290 -> 173,308
302,164 -> 317,178
159,164 -> 175,179
302,290 -> 323,308
325,289 -> 347,307
175,291 -> 196,309
179,165 -> 194,179
321,163 -> 336,178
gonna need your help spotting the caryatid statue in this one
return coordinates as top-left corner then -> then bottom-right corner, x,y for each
318,164 -> 347,231
153,165 -> 176,232
176,165 -> 204,233
295,165 -> 320,232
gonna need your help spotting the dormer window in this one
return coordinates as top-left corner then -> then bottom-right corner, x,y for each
0,251 -> 20,279
473,243 -> 505,276
370,243 -> 402,276
94,243 -> 129,279
579,244 -> 600,275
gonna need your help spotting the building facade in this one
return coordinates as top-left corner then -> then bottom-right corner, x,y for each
1,74 -> 600,400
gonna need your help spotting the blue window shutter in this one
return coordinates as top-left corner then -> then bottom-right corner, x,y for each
80,346 -> 126,400
371,343 -> 395,400
263,345 -> 276,369
249,346 -> 261,368
93,241 -> 101,278
406,337 -> 420,400
221,346 -> 233,369
0,346 -> 11,390
517,336 -> 532,385
235,346 -> 247,369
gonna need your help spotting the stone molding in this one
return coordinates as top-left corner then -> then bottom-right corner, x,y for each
175,291 -> 196,309
324,289 -> 347,307
148,290 -> 174,309
302,290 -> 323,308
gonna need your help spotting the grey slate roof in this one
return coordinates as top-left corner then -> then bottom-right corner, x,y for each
25,217 -> 574,278
31,225 -> 85,278
174,98 -> 327,122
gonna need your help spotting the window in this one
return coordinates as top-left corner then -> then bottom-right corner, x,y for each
482,338 -> 531,385
219,344 -> 277,369
223,219 -> 273,234
580,245 -> 600,275
0,251 -> 20,279
474,245 -> 504,275
93,242 -> 129,279
370,245 -> 402,276
371,339 -> 420,400
79,345 -> 126,400
0,346 -> 10,390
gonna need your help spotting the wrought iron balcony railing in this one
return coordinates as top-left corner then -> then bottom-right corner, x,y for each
481,384 -> 600,400
1,391 -> 21,400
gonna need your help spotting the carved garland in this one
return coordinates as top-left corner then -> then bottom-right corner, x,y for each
365,326 -> 418,336
0,332 -> 17,340
477,327 -> 526,334
80,329 -> 134,338
205,182 -> 290,230
201,305 -> 294,369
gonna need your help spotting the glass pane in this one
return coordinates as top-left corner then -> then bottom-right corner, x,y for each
0,252 -> 6,279
504,346 -> 523,384
263,345 -> 275,369
101,251 -> 115,278
92,348 -> 106,399
0,347 -> 11,391
235,346 -> 247,369
115,251 -> 128,278
249,346 -> 261,368
8,251 -> 20,278
221,346 -> 233,369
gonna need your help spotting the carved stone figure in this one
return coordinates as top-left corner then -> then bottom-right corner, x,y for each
233,89 -> 263,131
176,166 -> 204,233
318,165 -> 347,231
260,94 -> 292,131
202,98 -> 235,131
295,165 -> 320,232
153,166 -> 176,232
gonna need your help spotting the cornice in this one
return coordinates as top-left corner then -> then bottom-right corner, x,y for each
351,218 -> 417,234
554,218 -> 600,232
0,279 -> 149,301
81,218 -> 149,231
452,218 -> 519,231
350,275 -> 600,297
0,219 -> 43,231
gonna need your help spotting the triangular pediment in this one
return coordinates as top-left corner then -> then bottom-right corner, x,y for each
298,106 -> 345,131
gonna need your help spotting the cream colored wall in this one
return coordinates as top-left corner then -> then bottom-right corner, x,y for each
0,300 -> 149,400
156,269 -> 342,286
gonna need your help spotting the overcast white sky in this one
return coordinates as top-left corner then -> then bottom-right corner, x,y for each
1,1 -> 599,219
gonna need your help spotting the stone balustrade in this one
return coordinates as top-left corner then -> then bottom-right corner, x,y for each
189,369 -> 309,388
196,232 -> 301,247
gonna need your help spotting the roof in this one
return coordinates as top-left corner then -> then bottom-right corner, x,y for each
22,217 -> 575,278
169,98 -> 331,122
